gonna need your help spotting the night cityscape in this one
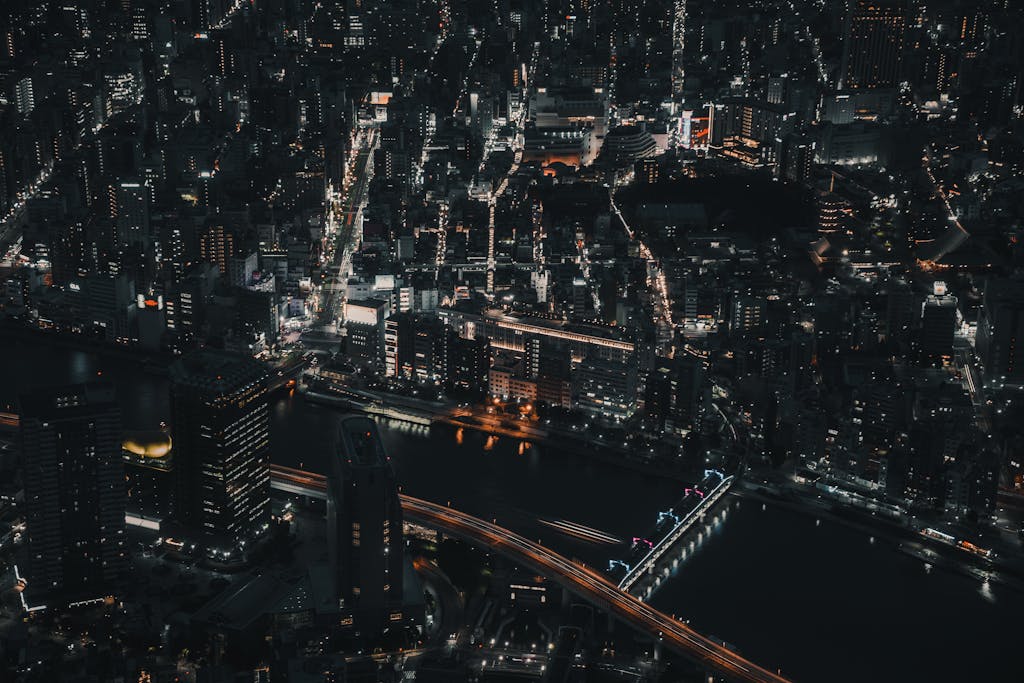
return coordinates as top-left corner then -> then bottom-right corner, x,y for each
0,0 -> 1021,680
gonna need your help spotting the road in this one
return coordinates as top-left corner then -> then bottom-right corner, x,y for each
402,495 -> 790,683
412,556 -> 466,649
266,353 -> 312,392
919,148 -> 970,262
609,186 -> 674,352
267,465 -> 789,683
317,128 -> 378,330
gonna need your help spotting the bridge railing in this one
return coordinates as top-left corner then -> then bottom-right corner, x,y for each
618,474 -> 733,592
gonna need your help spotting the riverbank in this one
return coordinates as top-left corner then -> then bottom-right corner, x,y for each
645,492 -> 1021,683
2,335 -> 1019,683
300,384 -> 694,483
735,483 -> 1024,595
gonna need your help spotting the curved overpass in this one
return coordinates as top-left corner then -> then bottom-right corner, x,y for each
401,494 -> 789,683
268,466 -> 789,682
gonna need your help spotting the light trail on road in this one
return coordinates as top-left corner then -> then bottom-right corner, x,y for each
401,495 -> 791,683
267,465 -> 790,683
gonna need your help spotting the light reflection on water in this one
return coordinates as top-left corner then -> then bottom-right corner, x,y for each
2,341 -> 1018,682
648,498 -> 1018,683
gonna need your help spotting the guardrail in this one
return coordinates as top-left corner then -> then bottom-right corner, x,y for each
619,473 -> 733,593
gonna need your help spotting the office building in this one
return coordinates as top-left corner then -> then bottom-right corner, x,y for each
571,278 -> 589,318
346,299 -> 390,370
709,99 -> 795,168
670,355 -> 704,432
199,223 -> 235,275
136,294 -> 167,351
444,332 -> 491,398
65,273 -> 138,343
19,384 -> 127,603
782,133 -> 816,184
600,125 -> 659,168
530,338 -> 573,409
573,357 -> 637,420
730,294 -> 766,334
384,312 -> 445,382
109,179 -> 151,246
170,350 -> 271,552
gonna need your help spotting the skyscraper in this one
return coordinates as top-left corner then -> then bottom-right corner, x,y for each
170,350 -> 271,552
840,0 -> 906,90
327,416 -> 405,633
19,383 -> 127,603
670,0 -> 687,103
977,277 -> 1024,388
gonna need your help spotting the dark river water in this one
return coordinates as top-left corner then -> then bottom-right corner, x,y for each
1,338 -> 1017,682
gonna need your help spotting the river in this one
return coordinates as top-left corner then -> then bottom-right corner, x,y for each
0,337 -> 1017,682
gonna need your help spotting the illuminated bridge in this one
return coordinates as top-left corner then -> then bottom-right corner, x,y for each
617,470 -> 734,594
269,465 -> 788,683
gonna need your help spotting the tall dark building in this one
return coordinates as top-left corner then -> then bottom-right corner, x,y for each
444,331 -> 490,398
327,416 -> 405,634
781,132 -> 816,184
885,280 -> 918,347
385,312 -> 445,382
977,277 -> 1024,388
345,299 -> 389,371
919,290 -> 957,365
840,0 -> 906,90
644,355 -> 704,433
670,355 -> 704,432
170,350 -> 271,552
644,362 -> 674,431
532,338 -> 572,409
19,384 -> 127,603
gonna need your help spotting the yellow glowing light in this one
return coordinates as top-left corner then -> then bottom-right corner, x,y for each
122,433 -> 172,458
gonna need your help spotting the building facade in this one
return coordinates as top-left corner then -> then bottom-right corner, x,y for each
170,350 -> 271,553
19,383 -> 127,603
327,415 -> 405,634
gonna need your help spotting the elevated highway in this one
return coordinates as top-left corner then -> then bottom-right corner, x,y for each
269,465 -> 789,682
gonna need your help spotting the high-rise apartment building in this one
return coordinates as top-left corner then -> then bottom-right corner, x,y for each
840,0 -> 906,90
199,223 -> 234,275
19,384 -> 127,603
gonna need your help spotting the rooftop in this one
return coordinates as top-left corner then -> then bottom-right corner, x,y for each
19,382 -> 117,420
169,350 -> 268,398
338,415 -> 389,468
